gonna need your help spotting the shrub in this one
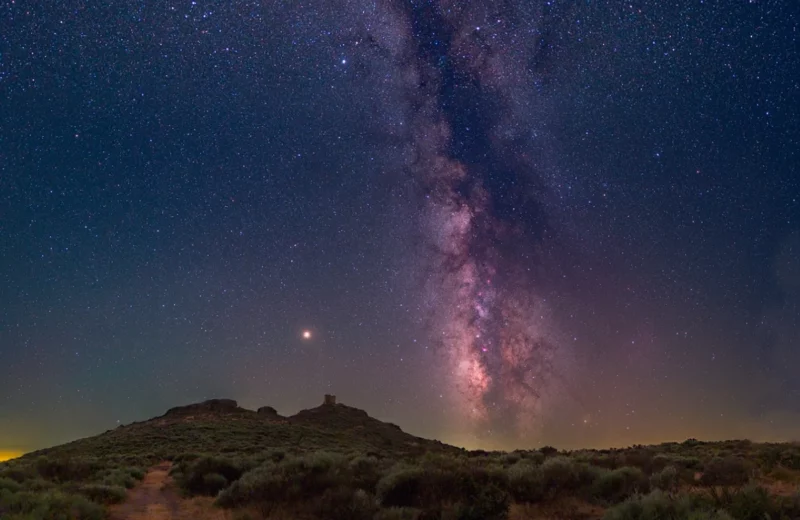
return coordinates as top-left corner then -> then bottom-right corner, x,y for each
539,446 -> 559,457
592,466 -> 647,503
179,456 -> 245,496
314,487 -> 378,520
349,455 -> 383,491
201,473 -> 228,495
216,453 -> 352,512
603,490 -> 726,520
0,477 -> 22,493
708,485 -> 775,520
768,465 -> 795,483
0,489 -> 106,520
775,492 -> 800,518
650,465 -> 679,492
100,468 -> 137,489
23,478 -> 55,491
375,507 -> 421,520
540,456 -> 578,490
618,450 -> 656,473
780,448 -> 800,471
507,460 -> 544,503
376,459 -> 509,513
451,483 -> 510,520
79,483 -> 128,504
0,465 -> 35,483
700,457 -> 752,487
376,464 -> 426,508
35,456 -> 101,482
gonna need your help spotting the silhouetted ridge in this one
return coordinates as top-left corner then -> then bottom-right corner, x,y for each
164,398 -> 242,416
257,406 -> 282,418
22,395 -> 460,462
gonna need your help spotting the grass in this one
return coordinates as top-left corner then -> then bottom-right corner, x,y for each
1,400 -> 799,519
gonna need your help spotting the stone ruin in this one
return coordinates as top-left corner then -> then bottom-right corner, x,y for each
324,394 -> 336,405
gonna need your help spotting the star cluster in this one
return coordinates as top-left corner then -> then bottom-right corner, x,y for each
0,1 -> 798,453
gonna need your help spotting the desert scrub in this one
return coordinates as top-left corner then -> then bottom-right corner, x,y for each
374,507 -> 421,520
313,487 -> 378,520
0,477 -> 23,494
591,466 -> 648,503
539,456 -> 579,490
376,458 -> 510,514
603,490 -> 729,520
0,488 -> 106,520
649,465 -> 679,492
700,456 -> 753,486
216,452 -> 354,513
706,485 -> 783,520
176,455 -> 248,496
506,460 -> 544,503
376,463 -> 426,508
538,456 -> 600,499
35,456 -> 102,482
78,483 -> 128,504
348,455 -> 384,490
451,482 -> 510,520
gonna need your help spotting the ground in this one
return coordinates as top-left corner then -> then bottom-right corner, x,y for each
109,462 -> 227,520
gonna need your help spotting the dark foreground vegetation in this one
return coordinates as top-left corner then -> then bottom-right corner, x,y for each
1,399 -> 799,520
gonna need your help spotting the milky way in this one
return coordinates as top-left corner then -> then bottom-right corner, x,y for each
342,1 -> 570,439
3,0 -> 798,452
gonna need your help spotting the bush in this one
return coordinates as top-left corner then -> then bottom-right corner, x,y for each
349,455 -> 383,491
507,460 -> 544,503
179,456 -> 245,496
375,507 -> 421,520
452,483 -> 510,520
539,446 -> 559,457
700,457 -> 752,487
603,490 -> 727,520
314,487 -> 378,520
79,483 -> 128,504
376,458 -> 509,514
0,489 -> 106,520
0,477 -> 22,493
780,448 -> 800,471
0,465 -> 35,483
35,456 -> 101,482
708,485 -> 774,520
216,452 -> 353,512
201,473 -> 228,495
23,478 -> 55,491
650,465 -> 679,492
540,456 -> 578,490
592,466 -> 647,503
376,464 -> 426,508
100,468 -> 137,489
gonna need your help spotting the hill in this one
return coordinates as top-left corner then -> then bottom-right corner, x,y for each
1,397 -> 800,520
27,397 -> 458,463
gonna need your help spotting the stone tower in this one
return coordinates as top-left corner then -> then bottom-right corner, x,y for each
324,394 -> 336,406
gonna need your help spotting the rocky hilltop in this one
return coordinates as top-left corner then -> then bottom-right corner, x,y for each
24,395 -> 459,461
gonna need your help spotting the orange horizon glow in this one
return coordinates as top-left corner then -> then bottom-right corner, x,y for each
0,450 -> 24,462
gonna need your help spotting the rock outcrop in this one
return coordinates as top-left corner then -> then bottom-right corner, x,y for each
165,398 -> 240,416
257,405 -> 282,419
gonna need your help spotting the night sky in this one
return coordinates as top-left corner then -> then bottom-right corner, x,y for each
1,1 -> 798,456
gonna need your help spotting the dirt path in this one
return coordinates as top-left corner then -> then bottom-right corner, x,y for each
109,462 -> 228,520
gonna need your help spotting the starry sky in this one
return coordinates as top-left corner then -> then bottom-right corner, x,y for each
1,1 -> 798,455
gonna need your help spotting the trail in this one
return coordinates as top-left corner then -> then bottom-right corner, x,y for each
109,462 -> 228,520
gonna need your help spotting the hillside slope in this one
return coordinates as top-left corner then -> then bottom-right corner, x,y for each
26,397 -> 459,462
